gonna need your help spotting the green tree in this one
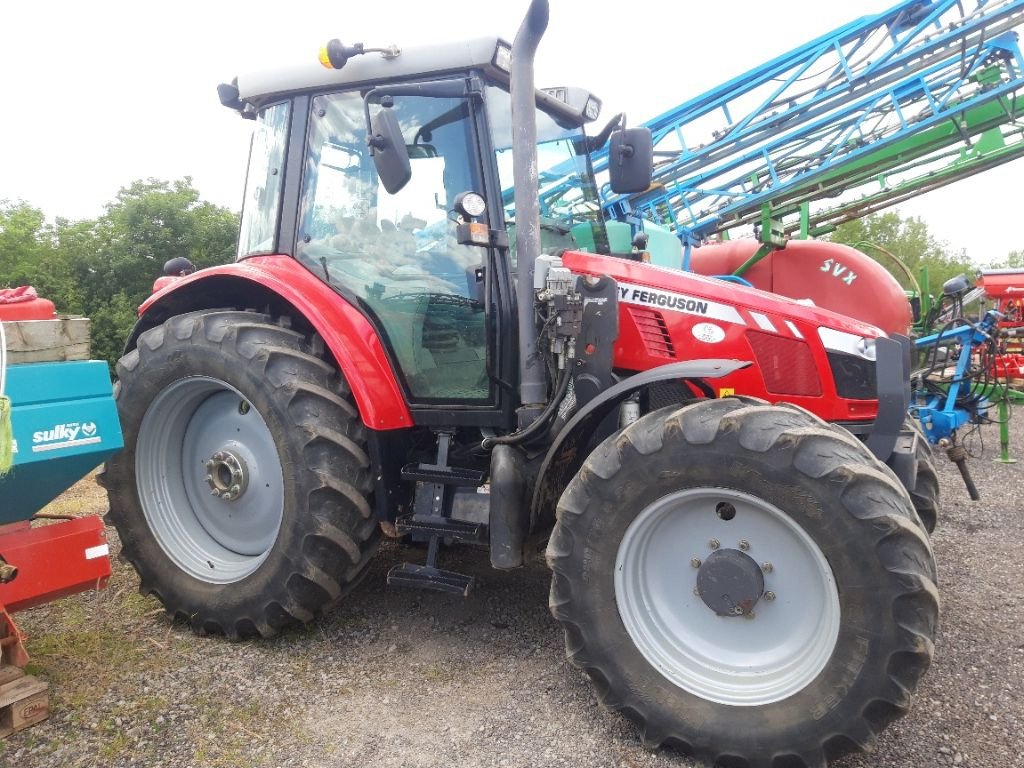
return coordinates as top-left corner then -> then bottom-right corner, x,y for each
826,211 -> 973,298
1,180 -> 238,370
0,200 -> 58,288
67,178 -> 238,314
986,250 -> 1024,269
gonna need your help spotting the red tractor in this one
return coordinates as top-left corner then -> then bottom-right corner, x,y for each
101,3 -> 938,766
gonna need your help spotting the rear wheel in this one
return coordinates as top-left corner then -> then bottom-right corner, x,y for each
102,310 -> 379,639
547,399 -> 938,767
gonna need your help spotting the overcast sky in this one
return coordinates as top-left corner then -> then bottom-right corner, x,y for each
1,0 -> 1020,265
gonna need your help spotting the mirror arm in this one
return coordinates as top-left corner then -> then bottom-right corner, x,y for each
585,113 -> 625,152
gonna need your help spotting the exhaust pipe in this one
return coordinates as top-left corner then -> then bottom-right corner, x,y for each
511,0 -> 549,419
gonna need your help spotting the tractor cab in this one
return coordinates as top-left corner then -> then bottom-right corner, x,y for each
221,36 -> 621,419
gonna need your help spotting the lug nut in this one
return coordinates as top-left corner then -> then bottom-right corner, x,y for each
708,539 -> 720,550
732,606 -> 743,615
230,484 -> 241,496
744,611 -> 755,620
765,591 -> 776,601
691,558 -> 702,568
762,562 -> 773,573
738,540 -> 750,551
693,587 -> 700,597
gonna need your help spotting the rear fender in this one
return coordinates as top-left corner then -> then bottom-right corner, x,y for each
530,359 -> 750,530
129,256 -> 412,430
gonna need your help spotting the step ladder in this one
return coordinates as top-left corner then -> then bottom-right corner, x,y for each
386,432 -> 486,596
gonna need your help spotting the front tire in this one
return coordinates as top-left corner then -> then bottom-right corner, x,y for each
906,417 -> 940,533
547,399 -> 938,767
103,310 -> 379,639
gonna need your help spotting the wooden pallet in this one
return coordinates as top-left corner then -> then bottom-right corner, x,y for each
3,317 -> 90,364
0,665 -> 49,738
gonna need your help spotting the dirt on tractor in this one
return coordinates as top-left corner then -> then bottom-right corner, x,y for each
1,419 -> 1020,768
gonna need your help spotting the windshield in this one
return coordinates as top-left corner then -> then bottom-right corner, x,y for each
484,85 -> 609,261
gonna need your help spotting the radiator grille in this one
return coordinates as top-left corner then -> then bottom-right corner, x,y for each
746,331 -> 822,396
628,306 -> 675,358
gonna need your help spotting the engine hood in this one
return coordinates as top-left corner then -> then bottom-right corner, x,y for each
562,250 -> 887,339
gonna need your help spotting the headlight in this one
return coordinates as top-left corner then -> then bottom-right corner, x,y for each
493,42 -> 512,73
818,327 -> 878,361
454,191 -> 487,219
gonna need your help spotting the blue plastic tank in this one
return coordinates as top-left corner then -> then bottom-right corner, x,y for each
1,361 -> 123,525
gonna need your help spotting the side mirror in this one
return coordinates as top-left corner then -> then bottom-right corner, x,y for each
608,127 -> 653,194
369,107 -> 411,194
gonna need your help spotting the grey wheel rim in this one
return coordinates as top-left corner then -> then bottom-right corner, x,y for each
135,376 -> 285,584
614,487 -> 840,706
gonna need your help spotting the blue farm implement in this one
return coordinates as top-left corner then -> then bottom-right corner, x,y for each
0,306 -> 122,676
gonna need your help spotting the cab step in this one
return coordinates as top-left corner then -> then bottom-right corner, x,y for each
400,463 -> 485,487
394,514 -> 485,543
386,563 -> 475,596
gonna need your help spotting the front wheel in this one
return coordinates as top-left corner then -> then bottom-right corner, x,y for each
102,310 -> 380,639
906,417 -> 940,533
547,399 -> 938,767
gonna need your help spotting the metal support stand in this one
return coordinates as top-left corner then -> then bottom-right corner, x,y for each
996,398 -> 1016,464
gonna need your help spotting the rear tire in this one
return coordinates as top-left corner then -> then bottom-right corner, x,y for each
547,399 -> 938,767
102,310 -> 379,639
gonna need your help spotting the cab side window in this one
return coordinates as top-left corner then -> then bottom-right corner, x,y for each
297,91 -> 490,402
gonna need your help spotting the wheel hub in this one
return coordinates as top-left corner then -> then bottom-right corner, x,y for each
204,449 -> 249,501
696,548 -> 765,617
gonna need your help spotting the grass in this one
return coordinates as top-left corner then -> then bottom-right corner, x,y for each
7,474 -> 314,767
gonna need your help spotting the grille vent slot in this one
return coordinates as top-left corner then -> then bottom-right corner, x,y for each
629,306 -> 675,358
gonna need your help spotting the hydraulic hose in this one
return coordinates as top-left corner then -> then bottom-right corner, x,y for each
482,366 -> 570,451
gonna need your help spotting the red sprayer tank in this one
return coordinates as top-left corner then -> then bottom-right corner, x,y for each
0,286 -> 57,321
689,240 -> 912,336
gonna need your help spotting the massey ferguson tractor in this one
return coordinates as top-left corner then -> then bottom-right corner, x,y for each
101,2 -> 939,765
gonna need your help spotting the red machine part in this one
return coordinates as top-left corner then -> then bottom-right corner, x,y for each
0,516 -> 111,666
137,256 -> 413,431
978,271 -> 1024,331
0,516 -> 111,613
990,354 -> 1024,379
0,287 -> 57,321
687,240 -> 913,336
151,275 -> 182,294
564,250 -> 883,424
977,270 -> 1024,301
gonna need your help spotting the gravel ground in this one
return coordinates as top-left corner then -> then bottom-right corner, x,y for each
3,420 -> 1023,768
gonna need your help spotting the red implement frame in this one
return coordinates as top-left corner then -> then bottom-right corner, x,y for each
0,516 -> 111,667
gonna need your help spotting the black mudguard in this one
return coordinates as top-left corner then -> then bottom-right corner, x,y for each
529,359 -> 751,531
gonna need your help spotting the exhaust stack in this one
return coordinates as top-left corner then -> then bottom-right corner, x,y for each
511,0 -> 550,418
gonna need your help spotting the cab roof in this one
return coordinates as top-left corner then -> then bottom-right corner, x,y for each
236,36 -> 508,107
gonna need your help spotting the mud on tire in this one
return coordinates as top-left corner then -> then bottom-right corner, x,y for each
102,310 -> 379,639
546,398 -> 939,768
